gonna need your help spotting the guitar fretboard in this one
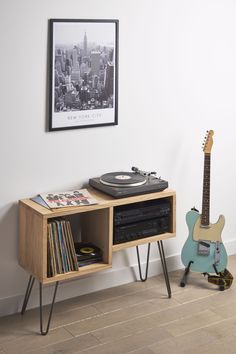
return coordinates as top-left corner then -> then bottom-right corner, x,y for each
201,153 -> 210,226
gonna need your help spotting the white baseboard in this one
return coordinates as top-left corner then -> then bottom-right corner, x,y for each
224,239 -> 236,256
1,238 -> 235,318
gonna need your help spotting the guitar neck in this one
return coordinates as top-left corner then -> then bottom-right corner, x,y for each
201,153 -> 211,226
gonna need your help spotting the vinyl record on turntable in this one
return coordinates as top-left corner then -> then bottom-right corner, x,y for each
100,172 -> 146,187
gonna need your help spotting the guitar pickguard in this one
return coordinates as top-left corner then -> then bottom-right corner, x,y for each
192,214 -> 225,242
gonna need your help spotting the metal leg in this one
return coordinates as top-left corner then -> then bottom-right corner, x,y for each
180,261 -> 193,287
21,275 -> 35,315
39,281 -> 59,335
136,243 -> 151,282
157,241 -> 172,298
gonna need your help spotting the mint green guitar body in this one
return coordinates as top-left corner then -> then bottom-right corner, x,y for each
181,210 -> 227,273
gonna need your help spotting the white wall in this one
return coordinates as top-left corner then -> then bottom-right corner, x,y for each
1,0 -> 236,316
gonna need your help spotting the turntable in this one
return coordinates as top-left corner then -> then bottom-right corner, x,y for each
89,167 -> 168,198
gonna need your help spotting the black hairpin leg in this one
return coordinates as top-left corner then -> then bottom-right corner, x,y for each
21,275 -> 59,335
157,240 -> 171,298
39,281 -> 59,335
180,260 -> 194,287
21,275 -> 35,315
136,243 -> 151,281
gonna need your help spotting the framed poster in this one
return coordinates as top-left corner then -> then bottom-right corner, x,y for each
49,19 -> 119,131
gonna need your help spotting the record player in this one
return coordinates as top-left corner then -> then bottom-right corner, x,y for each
89,167 -> 168,198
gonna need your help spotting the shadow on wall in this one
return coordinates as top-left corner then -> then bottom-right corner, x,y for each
0,202 -> 26,287
0,202 -> 18,260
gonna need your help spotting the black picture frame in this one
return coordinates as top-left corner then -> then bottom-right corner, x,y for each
49,19 -> 119,131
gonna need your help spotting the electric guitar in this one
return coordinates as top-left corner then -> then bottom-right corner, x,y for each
181,130 -> 227,274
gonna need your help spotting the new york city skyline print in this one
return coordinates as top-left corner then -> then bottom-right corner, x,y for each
49,19 -> 118,131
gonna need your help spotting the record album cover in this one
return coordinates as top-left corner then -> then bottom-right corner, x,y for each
40,189 -> 98,208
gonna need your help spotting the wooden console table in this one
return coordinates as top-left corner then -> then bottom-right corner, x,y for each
19,188 -> 176,334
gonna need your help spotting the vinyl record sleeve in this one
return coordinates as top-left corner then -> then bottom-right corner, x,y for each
40,189 -> 98,208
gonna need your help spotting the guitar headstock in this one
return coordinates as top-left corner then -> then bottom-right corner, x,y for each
202,130 -> 214,153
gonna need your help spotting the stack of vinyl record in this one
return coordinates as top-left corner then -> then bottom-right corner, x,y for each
47,219 -> 79,277
74,242 -> 103,267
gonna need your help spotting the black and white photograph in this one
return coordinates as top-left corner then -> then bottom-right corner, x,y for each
49,19 -> 118,131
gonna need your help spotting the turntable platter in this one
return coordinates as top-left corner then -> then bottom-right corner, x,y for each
100,172 -> 146,187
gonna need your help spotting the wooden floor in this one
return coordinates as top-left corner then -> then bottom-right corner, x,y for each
1,255 -> 236,354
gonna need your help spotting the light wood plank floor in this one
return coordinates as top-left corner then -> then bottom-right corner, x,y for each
1,255 -> 236,354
